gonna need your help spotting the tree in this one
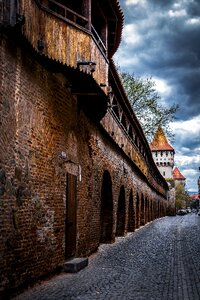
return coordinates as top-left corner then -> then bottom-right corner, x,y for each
119,71 -> 179,142
175,183 -> 190,209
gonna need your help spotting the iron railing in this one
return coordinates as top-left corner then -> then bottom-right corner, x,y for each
91,25 -> 107,56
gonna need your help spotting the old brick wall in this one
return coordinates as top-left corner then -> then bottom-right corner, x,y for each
0,33 -> 168,296
0,33 -> 117,295
0,34 -> 88,294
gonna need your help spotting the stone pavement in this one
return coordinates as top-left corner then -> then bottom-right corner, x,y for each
12,214 -> 200,300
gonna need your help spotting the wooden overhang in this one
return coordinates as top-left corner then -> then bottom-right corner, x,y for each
109,60 -> 169,194
68,67 -> 108,122
0,0 -> 123,122
0,0 -> 123,59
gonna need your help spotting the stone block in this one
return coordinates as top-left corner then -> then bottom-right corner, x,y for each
63,258 -> 88,273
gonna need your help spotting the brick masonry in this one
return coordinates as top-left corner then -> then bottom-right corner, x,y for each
0,33 -> 169,297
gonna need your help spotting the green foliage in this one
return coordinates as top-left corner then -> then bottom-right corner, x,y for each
119,70 -> 179,142
175,183 -> 190,208
191,199 -> 199,209
166,178 -> 175,188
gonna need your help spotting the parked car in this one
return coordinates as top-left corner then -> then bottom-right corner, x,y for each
177,209 -> 187,215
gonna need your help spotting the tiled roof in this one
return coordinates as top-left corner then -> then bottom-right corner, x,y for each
190,194 -> 199,200
173,167 -> 186,180
109,1 -> 124,56
150,127 -> 174,151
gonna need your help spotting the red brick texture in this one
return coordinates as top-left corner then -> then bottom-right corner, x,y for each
0,34 -> 169,296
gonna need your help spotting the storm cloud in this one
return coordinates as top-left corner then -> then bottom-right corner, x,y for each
115,0 -> 200,192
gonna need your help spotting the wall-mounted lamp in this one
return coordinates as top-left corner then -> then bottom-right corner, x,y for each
77,61 -> 96,74
38,39 -> 45,51
59,151 -> 68,160
16,13 -> 25,25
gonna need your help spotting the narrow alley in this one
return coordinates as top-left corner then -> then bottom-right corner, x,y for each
13,213 -> 200,300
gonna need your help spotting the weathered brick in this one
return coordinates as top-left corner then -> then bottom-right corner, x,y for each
0,33 -> 170,298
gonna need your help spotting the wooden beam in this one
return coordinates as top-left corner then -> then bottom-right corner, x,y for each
82,0 -> 91,30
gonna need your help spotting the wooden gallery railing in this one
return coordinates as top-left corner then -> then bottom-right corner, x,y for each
37,0 -> 107,56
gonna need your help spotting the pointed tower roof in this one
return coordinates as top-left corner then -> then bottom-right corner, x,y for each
173,167 -> 186,180
150,127 -> 174,151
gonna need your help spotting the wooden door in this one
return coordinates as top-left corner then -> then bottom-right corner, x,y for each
65,173 -> 77,259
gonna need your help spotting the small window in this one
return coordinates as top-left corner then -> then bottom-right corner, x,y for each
163,171 -> 165,176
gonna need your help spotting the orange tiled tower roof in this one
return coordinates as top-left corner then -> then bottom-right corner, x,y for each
150,127 -> 174,151
173,167 -> 186,180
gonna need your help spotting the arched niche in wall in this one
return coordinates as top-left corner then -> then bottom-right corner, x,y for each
136,192 -> 140,229
140,194 -> 145,226
116,185 -> 126,237
100,170 -> 114,243
128,189 -> 135,232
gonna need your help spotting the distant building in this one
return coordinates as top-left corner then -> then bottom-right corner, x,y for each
150,127 -> 174,179
150,127 -> 187,214
190,194 -> 199,201
190,193 -> 199,209
173,166 -> 186,191
150,127 -> 186,185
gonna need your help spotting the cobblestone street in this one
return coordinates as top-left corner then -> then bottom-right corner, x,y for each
13,214 -> 200,300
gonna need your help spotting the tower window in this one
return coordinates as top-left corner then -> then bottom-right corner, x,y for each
163,171 -> 165,176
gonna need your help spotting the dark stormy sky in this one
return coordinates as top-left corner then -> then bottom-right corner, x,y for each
114,0 -> 200,192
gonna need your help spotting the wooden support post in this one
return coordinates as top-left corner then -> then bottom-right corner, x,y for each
0,0 -> 19,27
82,0 -> 91,30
